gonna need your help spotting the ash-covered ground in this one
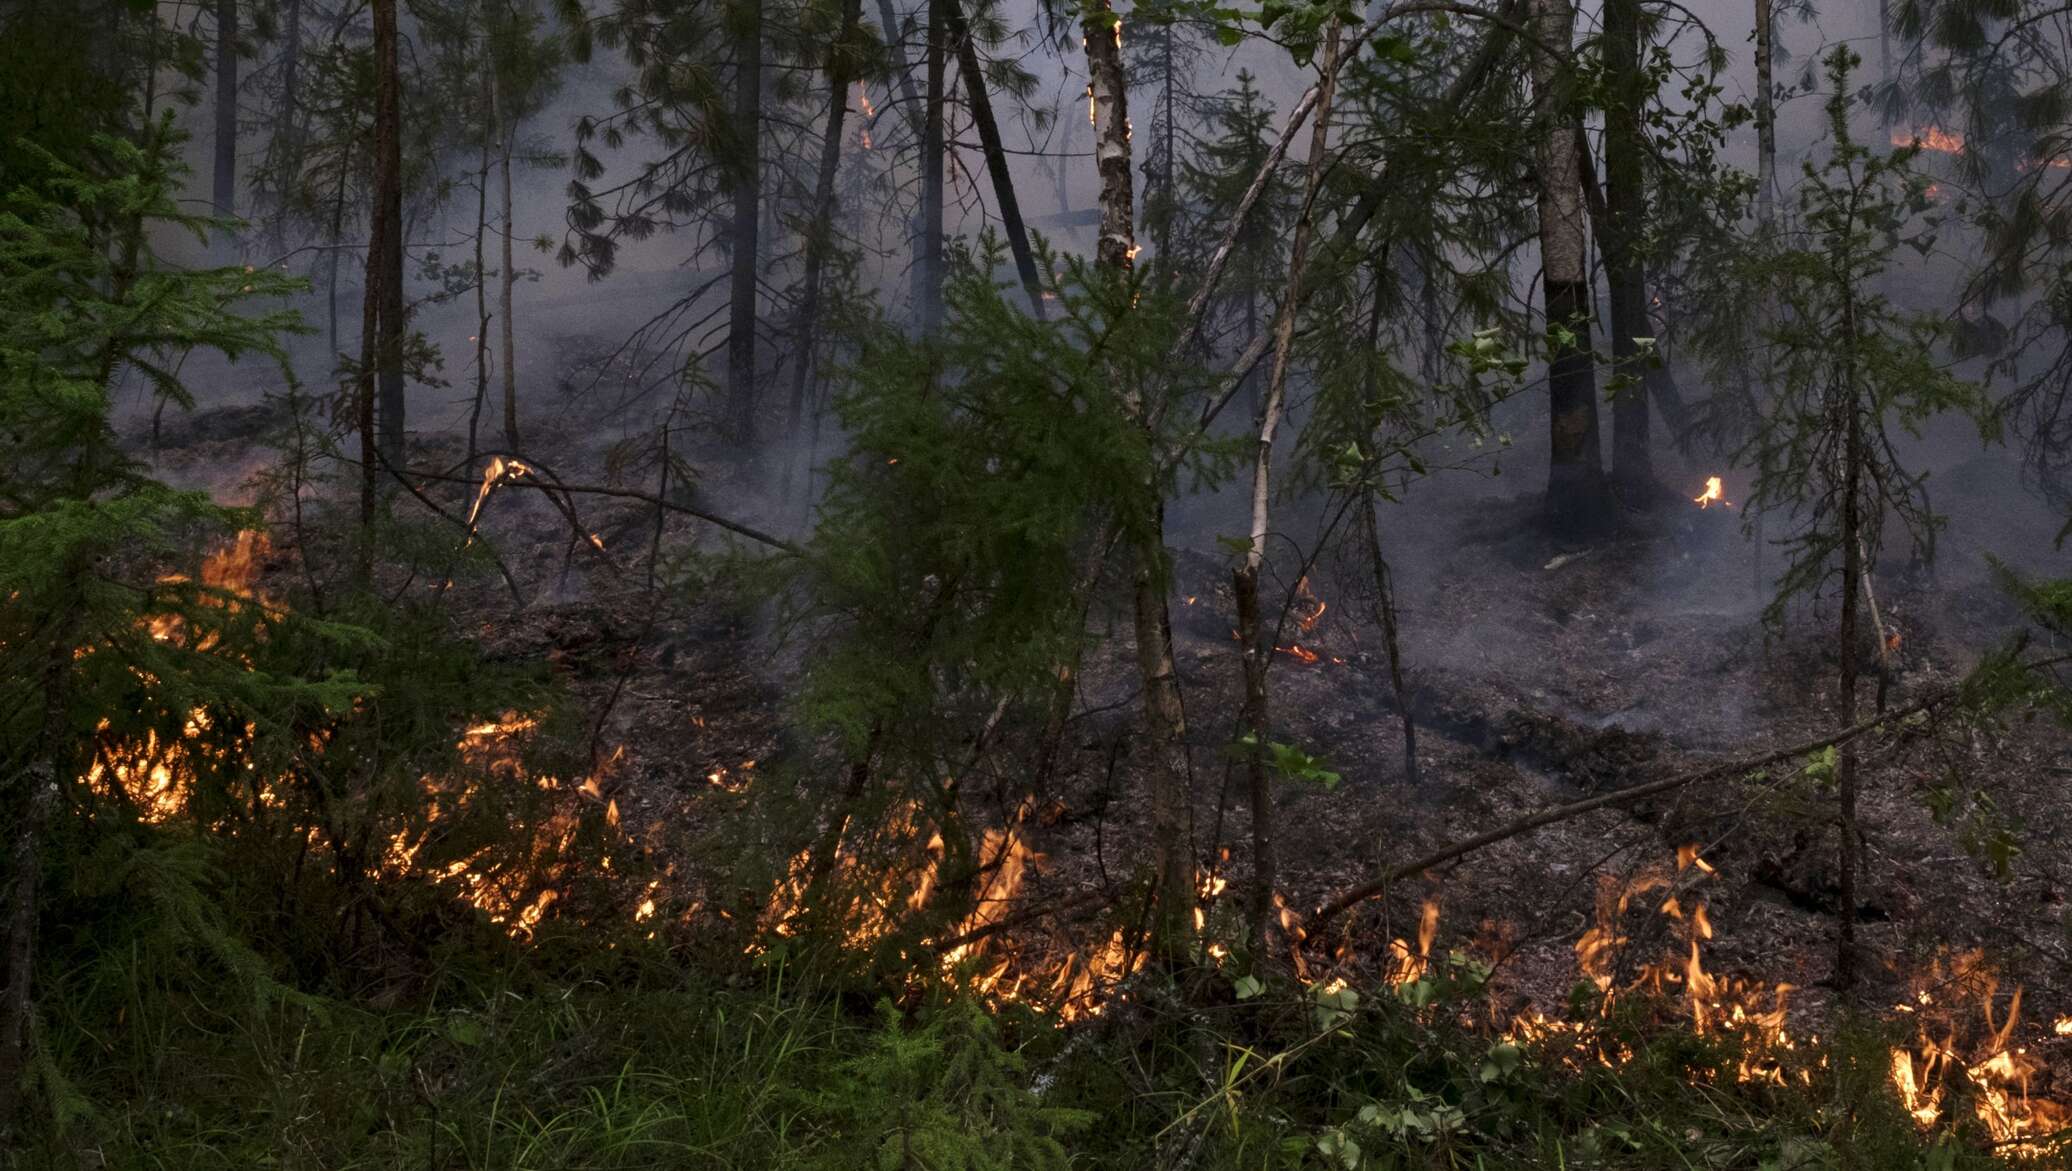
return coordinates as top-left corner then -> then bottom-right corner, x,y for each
128,362 -> 2072,1074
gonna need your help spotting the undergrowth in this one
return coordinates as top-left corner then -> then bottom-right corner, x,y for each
10,870 -> 2034,1171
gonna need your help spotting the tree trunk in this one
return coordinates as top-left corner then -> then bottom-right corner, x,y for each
276,0 -> 303,226
1235,18 -> 1341,955
872,0 -> 926,144
1755,0 -> 1776,225
917,0 -> 946,334
213,0 -> 238,225
1529,0 -> 1611,538
497,58 -> 520,448
725,0 -> 763,443
944,0 -> 1043,317
786,0 -> 863,446
372,0 -> 405,472
1603,0 -> 1656,503
1086,2 -> 1193,962
1363,268 -> 1420,789
1835,296 -> 1864,991
470,37 -> 492,463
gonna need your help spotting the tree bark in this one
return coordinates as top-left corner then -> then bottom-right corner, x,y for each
372,0 -> 405,472
213,0 -> 238,225
1235,18 -> 1340,955
1529,0 -> 1611,538
276,0 -> 303,221
1086,2 -> 1193,962
1603,0 -> 1656,502
944,0 -> 1044,317
470,35 -> 492,463
1755,0 -> 1776,225
496,53 -> 520,449
1835,281 -> 1865,990
725,0 -> 763,443
917,0 -> 946,334
786,0 -> 863,445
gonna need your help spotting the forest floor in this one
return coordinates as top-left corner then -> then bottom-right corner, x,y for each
132,385 -> 2072,1103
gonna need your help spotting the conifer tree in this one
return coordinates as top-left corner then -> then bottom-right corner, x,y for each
0,118 -> 307,1131
1739,47 -> 1984,986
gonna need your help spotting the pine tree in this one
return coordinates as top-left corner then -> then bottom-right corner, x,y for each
1738,47 -> 1986,987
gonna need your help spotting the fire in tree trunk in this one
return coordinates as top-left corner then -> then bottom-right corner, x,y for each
1235,18 -> 1341,954
725,0 -> 762,444
213,0 -> 237,227
944,0 -> 1044,317
1603,0 -> 1657,503
918,0 -> 946,335
371,0 -> 405,474
1085,2 -> 1193,962
1529,0 -> 1612,538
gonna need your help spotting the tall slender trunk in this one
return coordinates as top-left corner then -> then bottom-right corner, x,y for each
1362,267 -> 1419,788
1234,19 -> 1340,954
873,0 -> 926,143
470,34 -> 492,463
1752,0 -> 1777,589
496,57 -> 520,448
1086,3 -> 1192,963
1603,0 -> 1655,502
1835,292 -> 1864,991
274,0 -> 303,236
917,0 -> 946,334
786,0 -> 864,446
725,0 -> 763,443
327,134 -> 350,362
1530,0 -> 1610,538
1156,18 -> 1175,286
944,0 -> 1044,317
372,0 -> 405,472
1755,0 -> 1776,225
213,0 -> 238,225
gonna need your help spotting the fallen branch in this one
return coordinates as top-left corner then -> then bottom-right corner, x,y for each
925,889 -> 1117,955
1306,686 -> 1963,931
398,463 -> 803,554
372,447 -> 526,607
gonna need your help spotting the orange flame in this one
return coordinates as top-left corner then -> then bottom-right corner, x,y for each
1692,476 -> 1733,509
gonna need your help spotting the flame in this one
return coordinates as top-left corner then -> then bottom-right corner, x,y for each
1387,900 -> 1441,987
467,456 -> 531,531
1693,476 -> 1733,509
854,81 -> 876,149
1886,951 -> 2072,1156
1294,575 -> 1327,633
1894,126 -> 1965,154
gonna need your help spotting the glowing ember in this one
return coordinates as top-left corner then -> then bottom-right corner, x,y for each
1692,476 -> 1732,509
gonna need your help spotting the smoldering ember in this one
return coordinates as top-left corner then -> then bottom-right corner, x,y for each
7,0 -> 2072,1167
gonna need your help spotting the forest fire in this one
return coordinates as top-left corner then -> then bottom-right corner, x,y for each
1887,954 -> 2072,1156
1895,126 -> 1966,154
1692,475 -> 1732,509
855,81 -> 876,148
467,455 -> 532,530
